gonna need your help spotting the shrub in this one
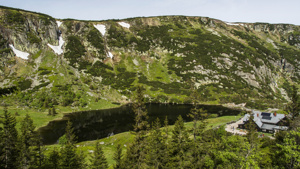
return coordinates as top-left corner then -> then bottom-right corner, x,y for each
64,35 -> 86,67
27,32 -> 41,44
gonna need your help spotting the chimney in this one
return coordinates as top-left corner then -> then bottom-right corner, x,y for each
274,112 -> 277,116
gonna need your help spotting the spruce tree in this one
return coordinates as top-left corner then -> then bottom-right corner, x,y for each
47,148 -> 60,169
30,133 -> 46,169
164,116 -> 169,139
60,121 -> 83,169
19,114 -> 36,168
286,85 -> 300,129
113,144 -> 123,169
2,105 -> 19,169
0,114 -> 4,168
244,114 -> 260,168
169,115 -> 190,168
286,85 -> 299,119
132,85 -> 149,132
188,107 -> 207,142
146,118 -> 168,168
1,106 -> 19,169
91,141 -> 108,169
126,85 -> 149,168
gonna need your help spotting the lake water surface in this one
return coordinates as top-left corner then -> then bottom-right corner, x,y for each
38,103 -> 241,145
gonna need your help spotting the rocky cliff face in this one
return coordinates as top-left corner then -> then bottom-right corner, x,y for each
0,6 -> 299,110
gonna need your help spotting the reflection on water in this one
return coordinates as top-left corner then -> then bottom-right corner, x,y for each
38,103 -> 240,145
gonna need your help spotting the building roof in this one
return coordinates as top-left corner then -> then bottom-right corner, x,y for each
273,126 -> 289,131
242,110 -> 287,131
261,124 -> 277,130
244,110 -> 286,124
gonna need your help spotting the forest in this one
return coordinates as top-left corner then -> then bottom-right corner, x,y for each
0,86 -> 299,169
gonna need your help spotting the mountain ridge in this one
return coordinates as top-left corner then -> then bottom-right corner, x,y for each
0,6 -> 299,110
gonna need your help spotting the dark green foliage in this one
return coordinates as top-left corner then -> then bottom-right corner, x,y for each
87,62 -> 136,91
19,114 -> 36,168
38,67 -> 52,75
87,28 -> 105,56
0,34 -> 8,47
59,121 -> 84,169
112,68 -> 136,90
27,32 -> 41,44
53,84 -> 76,106
30,133 -> 46,169
133,86 -> 149,132
4,10 -> 25,25
65,121 -> 76,144
146,118 -> 168,168
113,144 -> 123,169
64,35 -> 87,67
0,86 -> 18,97
39,15 -> 53,26
18,79 -> 32,91
1,105 -> 19,169
87,61 -> 114,82
168,115 -> 190,168
0,119 -> 4,168
279,45 -> 300,66
287,32 -> 300,46
107,22 -> 131,48
188,107 -> 208,142
285,85 -> 300,125
91,141 -> 108,169
47,148 -> 60,169
0,48 -> 11,54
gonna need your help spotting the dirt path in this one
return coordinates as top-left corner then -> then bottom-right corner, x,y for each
225,118 -> 247,135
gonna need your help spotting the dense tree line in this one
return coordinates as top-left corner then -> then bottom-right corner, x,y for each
0,86 -> 299,168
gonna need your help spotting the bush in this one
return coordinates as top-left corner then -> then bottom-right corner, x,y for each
87,28 -> 105,56
64,35 -> 86,67
5,10 -> 25,25
27,32 -> 41,44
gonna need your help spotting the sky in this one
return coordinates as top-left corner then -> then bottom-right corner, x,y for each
1,0 -> 300,25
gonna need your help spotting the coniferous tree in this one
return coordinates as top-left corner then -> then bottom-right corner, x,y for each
164,116 -> 169,139
19,114 -> 35,169
60,121 -> 84,169
123,85 -> 150,168
0,113 -> 4,168
47,148 -> 60,169
243,114 -> 260,168
169,115 -> 190,169
2,105 -> 19,169
188,108 -> 207,142
30,133 -> 46,169
91,141 -> 108,169
287,85 -> 299,119
113,144 -> 123,169
285,85 -> 300,129
132,85 -> 149,132
146,118 -> 168,168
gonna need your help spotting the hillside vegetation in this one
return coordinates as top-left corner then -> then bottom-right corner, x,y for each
0,6 -> 299,112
